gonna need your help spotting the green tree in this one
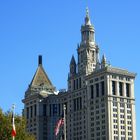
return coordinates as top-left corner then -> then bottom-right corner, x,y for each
0,108 -> 35,140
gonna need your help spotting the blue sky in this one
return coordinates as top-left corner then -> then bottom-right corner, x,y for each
0,0 -> 139,137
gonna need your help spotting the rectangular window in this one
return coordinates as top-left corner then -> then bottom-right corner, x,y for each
119,82 -> 123,96
96,83 -> 99,97
74,80 -> 76,90
74,99 -> 76,111
53,104 -> 57,116
77,98 -> 79,110
27,107 -> 29,119
58,104 -> 61,115
112,81 -> 116,95
101,81 -> 105,96
79,77 -> 81,88
43,104 -> 47,116
126,83 -> 130,97
80,97 -> 82,110
76,79 -> 78,89
90,85 -> 94,99
30,106 -> 33,118
34,104 -> 36,116
49,104 -> 52,116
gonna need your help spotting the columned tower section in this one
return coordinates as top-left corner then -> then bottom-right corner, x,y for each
78,8 -> 99,75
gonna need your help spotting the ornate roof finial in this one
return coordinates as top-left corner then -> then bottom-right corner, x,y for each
102,54 -> 107,64
85,7 -> 91,25
86,7 -> 89,17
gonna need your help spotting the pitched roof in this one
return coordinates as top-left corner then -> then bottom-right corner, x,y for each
30,65 -> 55,91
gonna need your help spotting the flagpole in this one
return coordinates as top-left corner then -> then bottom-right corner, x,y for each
63,104 -> 66,140
12,104 -> 15,140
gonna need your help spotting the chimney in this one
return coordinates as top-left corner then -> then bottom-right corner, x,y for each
38,55 -> 42,66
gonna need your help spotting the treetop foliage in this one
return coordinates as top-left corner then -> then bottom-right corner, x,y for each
0,108 -> 35,140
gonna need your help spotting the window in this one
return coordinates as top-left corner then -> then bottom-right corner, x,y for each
113,108 -> 117,112
58,104 -> 61,115
76,79 -> 78,89
120,109 -> 124,113
128,126 -> 132,130
79,78 -> 81,88
73,97 -> 82,111
114,136 -> 118,140
27,107 -> 29,119
43,104 -> 47,116
120,103 -> 124,108
34,104 -> 36,116
119,82 -> 123,96
114,125 -> 118,129
127,104 -> 131,108
127,115 -> 131,119
96,83 -> 99,97
74,80 -> 76,90
90,85 -> 94,99
74,99 -> 76,111
113,119 -> 118,123
112,81 -> 116,95
49,104 -> 52,116
112,75 -> 117,79
101,81 -> 105,96
121,131 -> 125,135
120,120 -> 125,124
30,106 -> 33,118
80,97 -> 82,110
95,78 -> 99,81
121,137 -> 125,140
113,114 -> 117,118
113,102 -> 117,107
101,76 -> 104,80
126,83 -> 130,97
53,104 -> 57,116
128,132 -> 132,136
114,130 -> 118,134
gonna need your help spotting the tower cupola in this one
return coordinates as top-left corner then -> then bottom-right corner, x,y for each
81,7 -> 95,43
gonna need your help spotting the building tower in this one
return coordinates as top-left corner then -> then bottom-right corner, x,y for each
78,8 -> 99,75
22,55 -> 56,140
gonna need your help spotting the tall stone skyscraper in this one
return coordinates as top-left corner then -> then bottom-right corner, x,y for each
23,8 -> 136,140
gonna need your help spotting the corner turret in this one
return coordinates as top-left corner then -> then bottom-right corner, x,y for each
70,55 -> 76,77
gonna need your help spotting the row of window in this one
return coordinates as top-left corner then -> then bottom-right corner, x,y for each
114,125 -> 132,130
112,81 -> 131,97
113,102 -> 131,108
89,76 -> 104,84
90,81 -> 105,98
26,104 -> 36,119
114,136 -> 132,140
91,131 -> 106,137
113,113 -> 132,119
73,78 -> 82,90
114,131 -> 132,136
113,119 -> 132,125
27,103 -> 68,118
73,97 -> 82,111
112,75 -> 131,81
113,108 -> 131,114
49,103 -> 67,116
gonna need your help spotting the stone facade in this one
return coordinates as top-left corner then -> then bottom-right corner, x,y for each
22,8 -> 136,140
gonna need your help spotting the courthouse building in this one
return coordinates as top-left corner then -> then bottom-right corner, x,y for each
22,8 -> 137,140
